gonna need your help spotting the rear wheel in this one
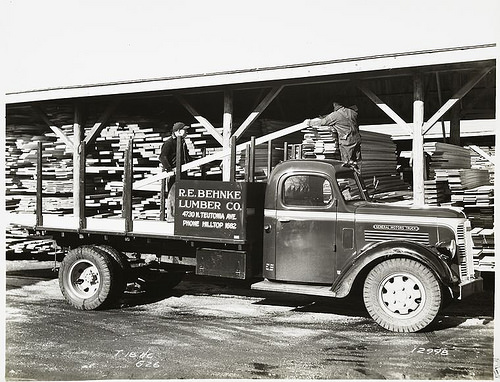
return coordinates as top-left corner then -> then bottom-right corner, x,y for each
59,246 -> 124,310
363,258 -> 442,332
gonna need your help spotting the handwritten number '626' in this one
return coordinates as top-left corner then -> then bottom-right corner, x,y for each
136,360 -> 161,368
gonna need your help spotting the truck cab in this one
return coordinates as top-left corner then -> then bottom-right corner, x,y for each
253,159 -> 482,332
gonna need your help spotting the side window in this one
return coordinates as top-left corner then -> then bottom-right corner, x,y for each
283,175 -> 333,207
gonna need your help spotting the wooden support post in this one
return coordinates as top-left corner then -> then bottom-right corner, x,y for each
267,140 -> 273,181
176,134 -> 182,182
413,73 -> 426,206
435,72 -> 447,143
201,147 -> 207,179
122,139 -> 133,232
450,73 -> 461,145
249,136 -> 256,182
73,105 -> 86,229
78,143 -> 86,230
245,143 -> 251,182
36,141 -> 43,227
230,136 -> 237,182
223,90 -> 233,181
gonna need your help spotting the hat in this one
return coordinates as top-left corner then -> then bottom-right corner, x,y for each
172,122 -> 186,133
332,102 -> 342,111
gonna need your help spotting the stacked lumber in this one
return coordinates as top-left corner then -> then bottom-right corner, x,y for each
358,131 -> 409,195
86,123 -> 172,218
235,119 -> 295,181
237,144 -> 283,181
185,123 -> 224,177
424,142 -> 471,178
423,180 -> 450,205
468,145 -> 495,184
422,141 -> 495,271
297,128 -> 408,196
6,129 -> 74,214
300,126 -> 339,159
471,228 -> 495,271
451,185 -> 494,207
6,227 -> 64,258
434,169 -> 490,193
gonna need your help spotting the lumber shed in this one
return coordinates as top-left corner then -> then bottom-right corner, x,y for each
5,44 -> 497,270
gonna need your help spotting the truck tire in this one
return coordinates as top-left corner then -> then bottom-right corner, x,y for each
363,258 -> 442,332
59,246 -> 123,310
97,244 -> 130,292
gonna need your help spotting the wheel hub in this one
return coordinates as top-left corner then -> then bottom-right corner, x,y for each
379,274 -> 424,316
69,260 -> 101,299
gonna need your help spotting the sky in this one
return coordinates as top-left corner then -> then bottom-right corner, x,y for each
3,0 -> 499,93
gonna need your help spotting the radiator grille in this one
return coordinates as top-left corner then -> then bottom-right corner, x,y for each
364,230 -> 430,245
456,223 -> 473,280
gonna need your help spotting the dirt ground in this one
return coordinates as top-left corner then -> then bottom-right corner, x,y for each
4,260 -> 497,380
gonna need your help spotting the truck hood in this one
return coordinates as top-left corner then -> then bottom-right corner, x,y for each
353,202 -> 466,220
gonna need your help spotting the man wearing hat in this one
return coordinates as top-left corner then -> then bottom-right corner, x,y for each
305,102 -> 362,170
159,122 -> 192,222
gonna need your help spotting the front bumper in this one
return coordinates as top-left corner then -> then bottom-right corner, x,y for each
455,277 -> 483,300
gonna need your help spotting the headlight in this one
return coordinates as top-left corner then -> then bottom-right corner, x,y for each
436,239 -> 457,260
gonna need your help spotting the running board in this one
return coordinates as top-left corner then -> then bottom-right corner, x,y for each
251,279 -> 336,297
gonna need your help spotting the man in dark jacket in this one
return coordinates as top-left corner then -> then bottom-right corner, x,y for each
306,102 -> 362,169
159,122 -> 192,222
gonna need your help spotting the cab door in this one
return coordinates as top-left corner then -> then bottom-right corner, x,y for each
274,173 -> 337,284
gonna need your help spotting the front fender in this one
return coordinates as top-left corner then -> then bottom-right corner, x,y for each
331,240 -> 458,298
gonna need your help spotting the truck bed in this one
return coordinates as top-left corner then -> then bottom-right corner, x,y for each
7,212 -> 247,245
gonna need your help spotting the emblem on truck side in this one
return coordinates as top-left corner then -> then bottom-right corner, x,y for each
373,224 -> 420,231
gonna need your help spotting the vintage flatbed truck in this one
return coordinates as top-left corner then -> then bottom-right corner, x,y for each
8,137 -> 482,333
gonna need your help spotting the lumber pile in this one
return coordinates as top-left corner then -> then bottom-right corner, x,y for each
471,228 -> 495,271
422,141 -> 495,271
6,227 -> 64,258
468,145 -> 495,184
359,131 -> 409,196
297,128 -> 410,199
424,180 -> 450,205
300,126 -> 339,159
424,142 -> 471,178
236,119 -> 295,181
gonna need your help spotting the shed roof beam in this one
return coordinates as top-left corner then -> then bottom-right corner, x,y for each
469,145 -> 495,165
175,94 -> 224,145
423,66 -> 493,135
233,85 -> 284,140
84,100 -> 120,145
31,106 -> 74,150
357,83 -> 412,134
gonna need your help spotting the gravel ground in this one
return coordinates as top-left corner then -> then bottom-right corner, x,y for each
4,260 -> 496,380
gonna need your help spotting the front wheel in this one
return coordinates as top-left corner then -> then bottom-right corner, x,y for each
363,258 -> 442,332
